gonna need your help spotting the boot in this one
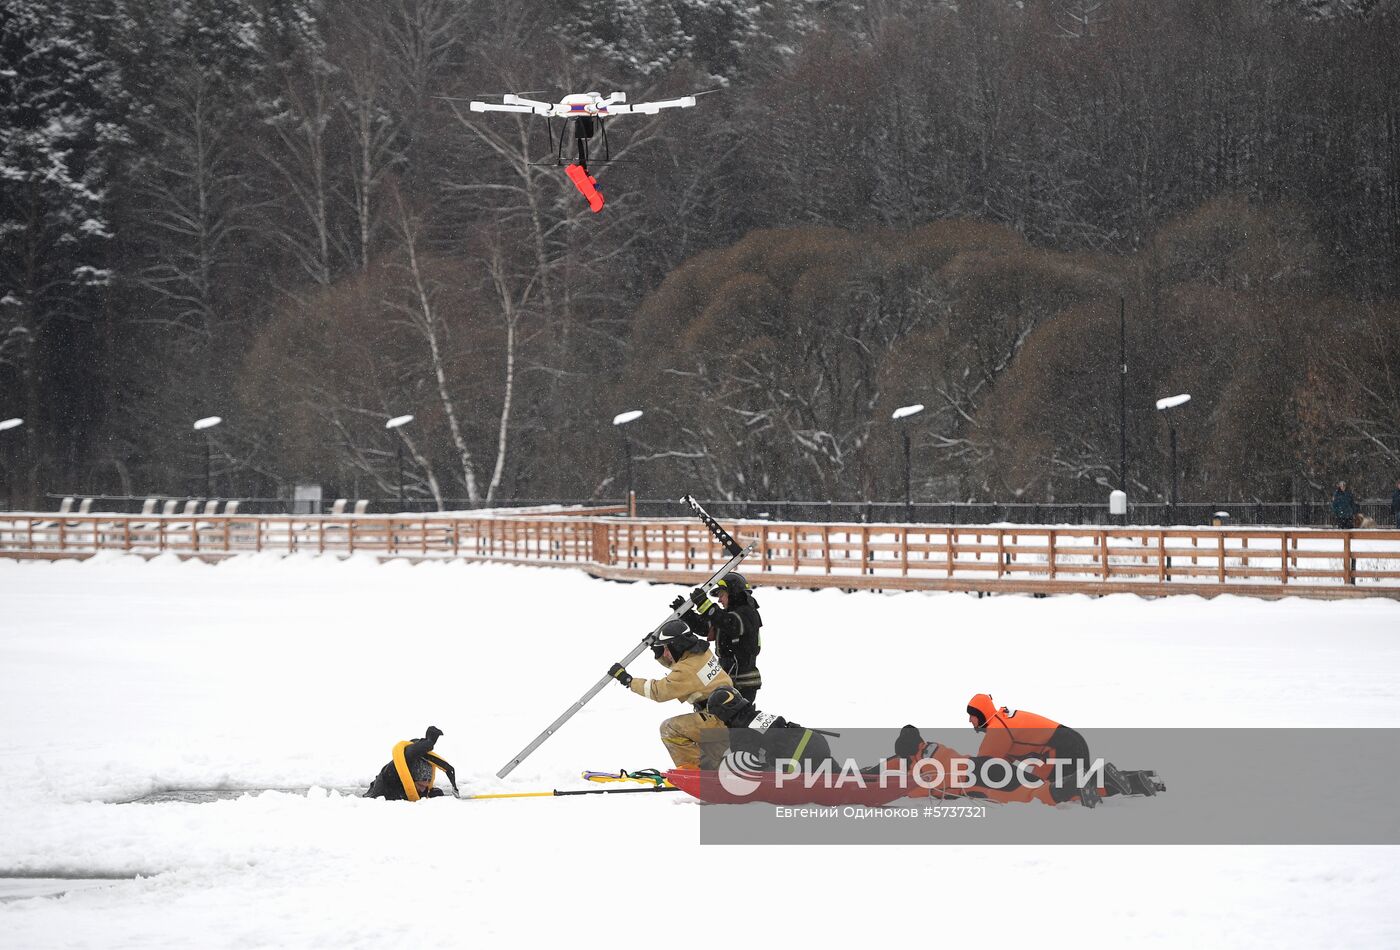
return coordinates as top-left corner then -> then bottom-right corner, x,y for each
1128,770 -> 1161,796
1103,762 -> 1134,797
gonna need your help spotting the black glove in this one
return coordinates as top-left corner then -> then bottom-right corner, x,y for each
669,595 -> 686,611
608,662 -> 633,687
894,724 -> 923,759
689,587 -> 709,606
426,726 -> 444,741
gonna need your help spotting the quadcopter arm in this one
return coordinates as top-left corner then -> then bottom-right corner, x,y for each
470,94 -> 553,116
469,101 -> 539,114
504,94 -> 554,111
609,95 -> 697,116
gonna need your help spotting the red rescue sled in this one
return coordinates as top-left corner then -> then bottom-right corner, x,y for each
664,768 -> 912,806
565,163 -> 605,212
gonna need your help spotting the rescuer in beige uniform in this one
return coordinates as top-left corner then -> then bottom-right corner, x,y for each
609,619 -> 734,769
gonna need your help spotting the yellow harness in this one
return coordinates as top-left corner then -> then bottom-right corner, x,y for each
391,740 -> 455,801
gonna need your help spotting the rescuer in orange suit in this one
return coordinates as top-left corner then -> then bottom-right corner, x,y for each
965,693 -> 1100,805
883,726 -> 969,800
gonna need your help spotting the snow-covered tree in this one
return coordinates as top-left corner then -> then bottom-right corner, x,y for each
0,0 -> 126,492
563,0 -> 762,81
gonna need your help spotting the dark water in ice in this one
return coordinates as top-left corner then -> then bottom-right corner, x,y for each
0,874 -> 136,902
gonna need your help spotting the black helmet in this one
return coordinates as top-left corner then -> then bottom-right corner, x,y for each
706,686 -> 754,726
410,757 -> 434,783
651,618 -> 703,660
715,572 -> 751,605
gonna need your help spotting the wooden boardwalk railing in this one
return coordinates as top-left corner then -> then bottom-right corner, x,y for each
2,511 -> 1398,600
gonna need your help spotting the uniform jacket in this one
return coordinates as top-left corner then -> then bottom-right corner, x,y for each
968,693 -> 1062,762
711,600 -> 761,678
968,694 -> 1089,790
629,648 -> 733,706
727,708 -> 832,769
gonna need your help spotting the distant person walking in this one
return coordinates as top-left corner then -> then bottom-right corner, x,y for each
1332,481 -> 1358,529
1391,478 -> 1400,529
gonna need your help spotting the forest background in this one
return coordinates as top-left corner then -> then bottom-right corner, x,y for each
3,0 -> 1398,510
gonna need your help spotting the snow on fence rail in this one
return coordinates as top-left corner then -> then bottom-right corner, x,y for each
2,511 -> 1398,599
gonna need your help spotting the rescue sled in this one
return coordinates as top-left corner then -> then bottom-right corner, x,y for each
662,766 -> 1164,806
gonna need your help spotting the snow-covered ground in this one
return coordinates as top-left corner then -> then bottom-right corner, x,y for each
2,553 -> 1398,947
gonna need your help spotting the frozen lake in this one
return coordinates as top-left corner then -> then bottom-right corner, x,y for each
2,553 -> 1398,947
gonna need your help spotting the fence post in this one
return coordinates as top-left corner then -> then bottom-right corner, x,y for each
590,521 -> 608,566
1343,532 -> 1354,585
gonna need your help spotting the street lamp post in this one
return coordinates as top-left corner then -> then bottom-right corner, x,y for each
612,410 -> 643,513
1154,394 -> 1191,523
891,404 -> 926,522
0,418 -> 22,512
385,415 -> 415,510
192,416 -> 223,499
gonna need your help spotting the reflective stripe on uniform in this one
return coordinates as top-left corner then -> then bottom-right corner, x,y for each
791,729 -> 814,762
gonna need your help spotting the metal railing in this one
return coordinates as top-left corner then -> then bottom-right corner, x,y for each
39,494 -> 631,516
633,498 -> 1398,528
36,494 -> 1399,527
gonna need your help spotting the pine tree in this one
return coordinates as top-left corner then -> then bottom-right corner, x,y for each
0,0 -> 126,491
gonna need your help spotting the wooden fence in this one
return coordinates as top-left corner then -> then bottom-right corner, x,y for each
3,509 -> 1399,600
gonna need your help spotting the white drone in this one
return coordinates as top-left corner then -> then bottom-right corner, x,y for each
469,91 -> 697,121
462,91 -> 701,212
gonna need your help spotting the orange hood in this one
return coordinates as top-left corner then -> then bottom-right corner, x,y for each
967,693 -> 1000,732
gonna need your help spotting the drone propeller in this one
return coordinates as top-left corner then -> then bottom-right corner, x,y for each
435,90 -> 548,103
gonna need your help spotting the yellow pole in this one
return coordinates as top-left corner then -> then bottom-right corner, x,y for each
463,791 -> 558,800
